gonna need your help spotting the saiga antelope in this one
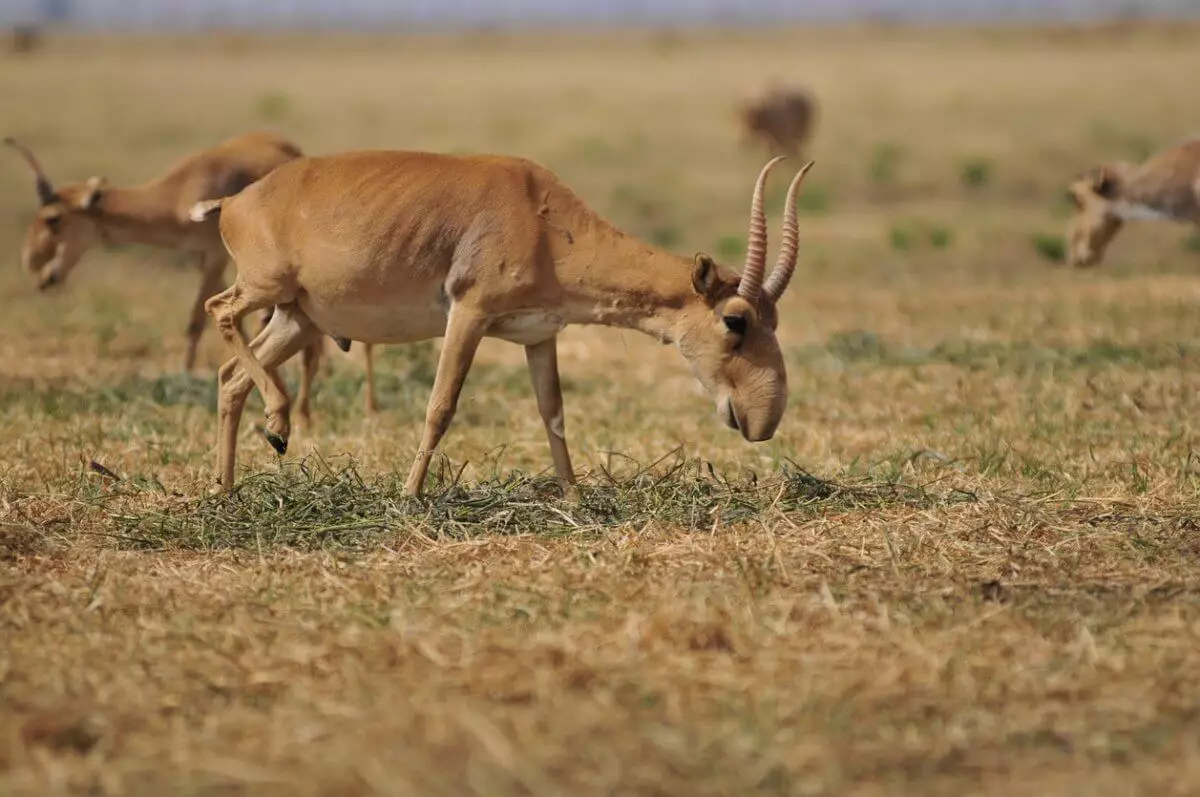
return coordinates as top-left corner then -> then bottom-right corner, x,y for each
4,131 -> 349,421
193,152 -> 813,495
9,25 -> 40,55
739,85 -> 817,158
1066,138 -> 1200,267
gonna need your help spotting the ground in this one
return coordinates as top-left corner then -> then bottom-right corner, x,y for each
3,23 -> 1200,796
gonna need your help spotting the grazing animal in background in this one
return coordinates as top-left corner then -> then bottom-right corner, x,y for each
1066,139 -> 1200,267
739,85 -> 817,158
9,25 -> 40,55
192,152 -> 814,495
3,132 -> 337,422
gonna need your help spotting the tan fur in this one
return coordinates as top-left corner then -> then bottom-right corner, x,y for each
3,131 -> 360,421
200,152 -> 813,495
1066,139 -> 1200,267
739,85 -> 817,158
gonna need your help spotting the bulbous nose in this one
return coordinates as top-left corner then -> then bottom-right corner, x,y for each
721,396 -> 778,442
740,415 -> 777,443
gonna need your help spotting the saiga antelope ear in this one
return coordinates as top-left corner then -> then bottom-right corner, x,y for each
691,253 -> 719,298
80,175 -> 107,210
1091,167 -> 1120,199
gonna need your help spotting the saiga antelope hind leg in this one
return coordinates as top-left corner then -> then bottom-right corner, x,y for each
215,305 -> 322,488
334,340 -> 378,414
205,284 -> 298,455
258,306 -> 324,430
363,343 -> 378,413
295,337 -> 324,428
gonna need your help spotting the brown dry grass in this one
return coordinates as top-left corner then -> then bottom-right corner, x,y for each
4,23 -> 1200,796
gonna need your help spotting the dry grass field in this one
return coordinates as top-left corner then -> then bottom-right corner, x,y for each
4,23 -> 1200,796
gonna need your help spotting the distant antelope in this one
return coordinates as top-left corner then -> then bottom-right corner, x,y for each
192,153 -> 813,495
1066,139 -> 1200,267
739,86 -> 817,158
9,25 -> 39,55
4,132 -> 346,421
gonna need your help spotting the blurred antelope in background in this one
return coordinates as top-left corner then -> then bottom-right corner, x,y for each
1066,139 -> 1200,267
193,152 -> 813,495
739,84 -> 817,158
4,131 -> 341,423
8,25 -> 40,55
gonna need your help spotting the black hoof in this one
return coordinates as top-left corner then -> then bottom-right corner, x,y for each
263,429 -> 288,455
333,336 -> 352,353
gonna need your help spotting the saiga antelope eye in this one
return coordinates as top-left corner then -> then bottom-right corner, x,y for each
723,314 -> 748,336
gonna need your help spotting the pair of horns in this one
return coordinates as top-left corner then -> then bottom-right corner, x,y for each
4,137 -> 55,205
738,156 -> 814,304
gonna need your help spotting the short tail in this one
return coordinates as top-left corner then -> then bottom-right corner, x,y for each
189,198 -> 225,222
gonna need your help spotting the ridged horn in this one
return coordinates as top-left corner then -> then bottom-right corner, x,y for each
4,137 -> 55,205
737,156 -> 786,303
763,160 -> 815,301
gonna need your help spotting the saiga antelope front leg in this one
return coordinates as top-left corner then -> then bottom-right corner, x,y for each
525,336 -> 574,488
403,307 -> 488,495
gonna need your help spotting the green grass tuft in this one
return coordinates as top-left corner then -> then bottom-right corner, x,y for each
254,90 -> 294,122
959,157 -> 992,189
1032,233 -> 1066,263
928,225 -> 954,249
715,234 -> 746,260
868,142 -> 903,186
651,226 -> 682,249
888,225 -> 913,252
101,456 -> 940,552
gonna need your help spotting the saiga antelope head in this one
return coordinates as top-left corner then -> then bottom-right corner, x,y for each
6,137 -> 108,290
677,157 -> 812,442
1065,165 -> 1128,268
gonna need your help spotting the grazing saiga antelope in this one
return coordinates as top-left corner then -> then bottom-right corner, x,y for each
5,132 -> 340,421
739,85 -> 817,158
1066,139 -> 1200,267
9,25 -> 40,55
192,152 -> 813,495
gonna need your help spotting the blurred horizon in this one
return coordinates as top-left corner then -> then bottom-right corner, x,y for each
5,0 -> 1200,29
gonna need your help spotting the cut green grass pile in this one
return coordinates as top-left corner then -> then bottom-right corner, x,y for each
89,456 -> 936,551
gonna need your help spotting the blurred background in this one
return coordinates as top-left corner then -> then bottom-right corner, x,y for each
3,0 -> 1200,27
4,0 -> 1200,481
7,9 -> 1200,794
